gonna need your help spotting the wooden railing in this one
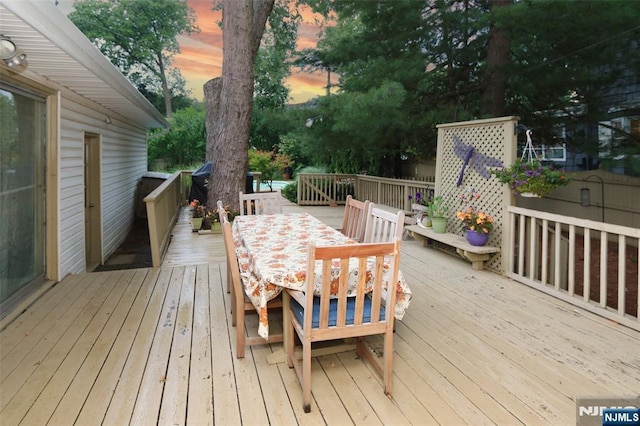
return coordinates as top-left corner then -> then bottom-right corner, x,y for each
506,205 -> 639,331
144,171 -> 185,267
297,174 -> 356,206
356,175 -> 435,211
296,173 -> 436,210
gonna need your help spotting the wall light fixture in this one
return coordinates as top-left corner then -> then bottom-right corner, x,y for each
0,34 -> 28,68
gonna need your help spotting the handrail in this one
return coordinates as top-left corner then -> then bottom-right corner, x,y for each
296,173 -> 436,211
356,174 -> 435,211
297,173 -> 356,206
144,170 -> 184,267
506,205 -> 639,330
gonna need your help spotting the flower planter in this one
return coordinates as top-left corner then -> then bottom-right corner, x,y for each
191,217 -> 203,231
491,160 -> 572,197
210,222 -> 222,234
465,229 -> 489,246
431,217 -> 448,234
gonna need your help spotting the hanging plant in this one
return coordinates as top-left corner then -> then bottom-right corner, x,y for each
491,160 -> 572,197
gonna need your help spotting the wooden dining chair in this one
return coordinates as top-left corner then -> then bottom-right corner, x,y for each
362,203 -> 405,243
340,195 -> 370,242
220,212 -> 283,358
239,190 -> 283,215
216,200 -> 231,294
283,239 -> 402,412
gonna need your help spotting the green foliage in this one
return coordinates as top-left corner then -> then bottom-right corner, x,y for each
297,166 -> 328,174
281,180 -> 298,202
290,0 -> 640,177
147,106 -> 205,168
427,196 -> 448,219
491,160 -> 572,197
69,0 -> 199,115
248,150 -> 293,183
137,69 -> 196,115
250,107 -> 298,151
253,0 -> 301,111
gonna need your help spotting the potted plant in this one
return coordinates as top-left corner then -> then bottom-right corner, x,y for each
203,205 -> 239,233
456,188 -> 494,246
189,199 -> 206,231
491,160 -> 571,197
427,195 -> 448,233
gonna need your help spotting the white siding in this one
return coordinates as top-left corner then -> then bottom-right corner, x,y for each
58,97 -> 148,278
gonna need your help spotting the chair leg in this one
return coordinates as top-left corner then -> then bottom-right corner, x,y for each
302,339 -> 312,413
383,329 -> 394,396
236,310 -> 245,359
283,292 -> 294,368
235,291 -> 245,358
230,286 -> 237,327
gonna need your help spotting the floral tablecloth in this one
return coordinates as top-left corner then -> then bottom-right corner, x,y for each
232,213 -> 412,339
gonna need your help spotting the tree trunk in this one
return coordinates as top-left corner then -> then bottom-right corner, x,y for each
480,0 -> 512,118
205,0 -> 274,211
157,52 -> 173,118
204,78 -> 222,162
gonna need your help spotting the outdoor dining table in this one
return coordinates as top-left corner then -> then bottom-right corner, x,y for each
232,212 -> 412,339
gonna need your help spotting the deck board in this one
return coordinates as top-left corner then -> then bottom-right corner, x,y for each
1,202 -> 639,425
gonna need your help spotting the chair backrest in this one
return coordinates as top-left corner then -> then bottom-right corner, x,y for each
341,195 -> 370,242
363,204 -> 405,243
301,239 -> 401,334
221,212 -> 243,296
239,190 -> 283,215
216,200 -> 229,223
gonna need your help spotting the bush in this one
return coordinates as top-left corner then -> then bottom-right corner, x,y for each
248,149 -> 293,182
281,180 -> 297,202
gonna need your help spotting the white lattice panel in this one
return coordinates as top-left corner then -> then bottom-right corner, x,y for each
435,117 -> 520,272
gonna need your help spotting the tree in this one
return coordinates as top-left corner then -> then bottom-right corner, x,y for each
293,0 -> 443,174
250,1 -> 302,151
480,0 -> 512,117
204,0 -> 275,210
497,0 -> 640,170
147,105 -> 206,169
293,0 -> 640,176
68,0 -> 198,117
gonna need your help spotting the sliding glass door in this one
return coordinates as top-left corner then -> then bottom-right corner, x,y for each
0,84 -> 46,307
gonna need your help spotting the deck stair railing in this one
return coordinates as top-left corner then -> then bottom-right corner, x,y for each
507,205 -> 639,331
144,170 -> 185,267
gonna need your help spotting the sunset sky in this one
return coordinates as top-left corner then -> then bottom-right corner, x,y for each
174,1 -> 329,103
60,0 -> 330,104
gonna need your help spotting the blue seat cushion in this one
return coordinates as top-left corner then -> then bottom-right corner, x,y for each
290,295 -> 386,328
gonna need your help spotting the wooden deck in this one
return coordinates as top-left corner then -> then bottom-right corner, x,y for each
1,201 -> 639,425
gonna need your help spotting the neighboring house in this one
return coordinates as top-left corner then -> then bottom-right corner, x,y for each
0,1 -> 168,315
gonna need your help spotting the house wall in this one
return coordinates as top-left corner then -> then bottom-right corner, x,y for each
58,96 -> 148,278
516,170 -> 640,230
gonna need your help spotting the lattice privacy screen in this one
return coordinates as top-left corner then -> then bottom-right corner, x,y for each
435,117 -> 519,272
